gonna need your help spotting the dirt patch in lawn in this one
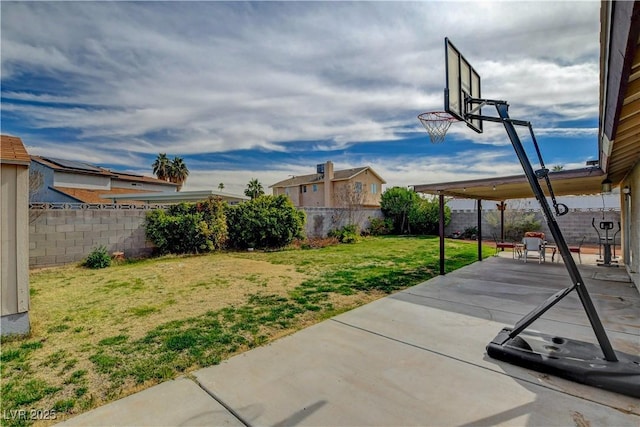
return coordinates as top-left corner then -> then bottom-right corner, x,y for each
30,255 -> 308,346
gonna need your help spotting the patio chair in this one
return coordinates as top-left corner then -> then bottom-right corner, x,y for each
568,236 -> 586,264
522,237 -> 545,263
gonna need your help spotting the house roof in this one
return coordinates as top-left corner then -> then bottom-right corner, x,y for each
0,135 -> 31,165
31,156 -> 177,187
109,171 -> 178,187
32,156 -> 116,177
52,187 -> 154,204
270,166 -> 386,188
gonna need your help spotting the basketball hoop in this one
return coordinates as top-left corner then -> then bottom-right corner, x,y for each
417,111 -> 458,143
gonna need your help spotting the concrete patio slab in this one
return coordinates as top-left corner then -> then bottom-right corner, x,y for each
195,318 -> 636,426
58,377 -> 243,427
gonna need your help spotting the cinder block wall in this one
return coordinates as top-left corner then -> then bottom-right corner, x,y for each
301,207 -> 384,237
29,206 -> 385,268
446,209 -> 621,245
29,208 -> 154,268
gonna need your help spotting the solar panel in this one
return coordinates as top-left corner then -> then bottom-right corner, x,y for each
46,157 -> 104,173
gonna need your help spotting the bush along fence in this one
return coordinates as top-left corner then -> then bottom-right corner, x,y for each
29,201 -> 618,269
28,202 -> 384,268
447,208 -> 621,246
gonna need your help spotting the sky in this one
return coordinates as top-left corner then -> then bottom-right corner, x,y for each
1,1 -> 602,196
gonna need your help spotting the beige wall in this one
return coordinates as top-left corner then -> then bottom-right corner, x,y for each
1,164 -> 30,334
333,174 -> 383,208
299,182 -> 325,207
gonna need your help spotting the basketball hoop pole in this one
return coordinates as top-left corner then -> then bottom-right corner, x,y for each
439,38 -> 639,397
466,97 -> 617,362
470,99 -> 640,398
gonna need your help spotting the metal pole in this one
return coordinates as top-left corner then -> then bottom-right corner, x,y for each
500,201 -> 505,242
495,102 -> 617,361
439,193 -> 445,275
477,199 -> 483,261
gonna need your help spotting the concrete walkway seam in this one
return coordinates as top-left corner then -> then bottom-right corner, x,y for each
189,375 -> 254,427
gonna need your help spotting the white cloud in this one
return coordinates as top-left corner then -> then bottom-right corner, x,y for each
1,1 -> 601,185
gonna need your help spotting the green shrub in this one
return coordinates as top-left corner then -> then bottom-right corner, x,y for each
145,197 -> 228,254
462,226 -> 478,239
83,246 -> 111,269
368,217 -> 393,236
380,187 -> 420,234
328,224 -> 360,243
380,188 -> 450,235
226,195 -> 306,250
407,197 -> 451,235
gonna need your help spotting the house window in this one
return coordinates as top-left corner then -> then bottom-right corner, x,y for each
370,183 -> 377,194
355,182 -> 363,193
312,184 -> 318,192
285,188 -> 290,195
301,185 -> 307,193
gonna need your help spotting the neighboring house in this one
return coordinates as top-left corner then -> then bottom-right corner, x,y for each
270,161 -> 386,208
1,135 -> 31,335
29,156 -> 178,204
108,190 -> 249,205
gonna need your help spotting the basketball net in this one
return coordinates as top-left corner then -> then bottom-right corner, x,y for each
418,111 -> 457,143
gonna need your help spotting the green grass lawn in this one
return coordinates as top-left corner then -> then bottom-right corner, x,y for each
1,236 -> 492,426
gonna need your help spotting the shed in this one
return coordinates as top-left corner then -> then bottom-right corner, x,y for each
1,135 -> 31,335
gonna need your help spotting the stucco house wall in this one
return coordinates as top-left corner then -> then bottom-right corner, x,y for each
54,171 -> 110,190
298,182 -> 325,207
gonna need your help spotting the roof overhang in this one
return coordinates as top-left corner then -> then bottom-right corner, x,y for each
599,1 -> 640,185
107,190 -> 250,204
413,167 -> 605,201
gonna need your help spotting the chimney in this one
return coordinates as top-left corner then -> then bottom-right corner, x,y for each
324,161 -> 334,207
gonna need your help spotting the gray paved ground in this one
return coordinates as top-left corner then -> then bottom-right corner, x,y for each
60,254 -> 640,426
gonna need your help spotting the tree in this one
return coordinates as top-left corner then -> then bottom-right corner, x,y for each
552,165 -> 564,171
218,182 -> 225,191
244,178 -> 264,199
152,153 -> 171,181
380,187 -> 420,234
29,169 -> 45,224
168,156 -> 189,191
485,200 -> 542,242
332,182 -> 368,229
408,196 -> 451,235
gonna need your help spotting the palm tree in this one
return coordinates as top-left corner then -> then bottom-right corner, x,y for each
218,182 -> 225,191
152,153 -> 171,181
169,156 -> 189,191
244,178 -> 264,199
552,165 -> 564,172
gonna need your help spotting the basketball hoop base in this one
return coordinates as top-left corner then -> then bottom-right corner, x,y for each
487,328 -> 640,398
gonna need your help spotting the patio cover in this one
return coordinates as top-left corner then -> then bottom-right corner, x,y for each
413,167 -> 605,201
